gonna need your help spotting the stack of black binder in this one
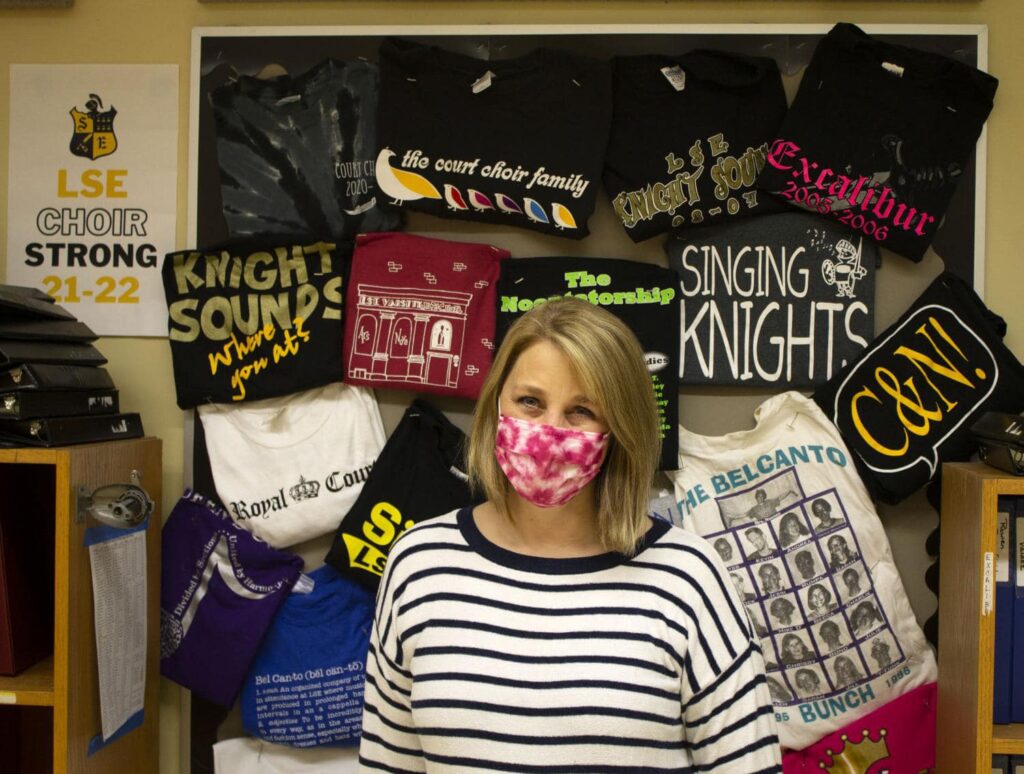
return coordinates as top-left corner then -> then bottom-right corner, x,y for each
0,285 -> 143,446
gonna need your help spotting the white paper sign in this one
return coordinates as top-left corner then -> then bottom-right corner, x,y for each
6,65 -> 178,336
89,529 -> 147,741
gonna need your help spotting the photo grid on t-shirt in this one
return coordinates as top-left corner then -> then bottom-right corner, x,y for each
708,467 -> 906,705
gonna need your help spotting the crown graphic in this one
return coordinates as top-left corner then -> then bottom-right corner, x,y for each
818,729 -> 890,774
289,475 -> 321,502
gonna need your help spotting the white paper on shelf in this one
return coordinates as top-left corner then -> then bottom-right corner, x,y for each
88,528 -> 147,741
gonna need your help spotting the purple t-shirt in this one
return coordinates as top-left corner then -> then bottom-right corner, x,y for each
160,490 -> 304,707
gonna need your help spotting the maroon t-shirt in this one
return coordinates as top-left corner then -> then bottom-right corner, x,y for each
343,232 -> 508,399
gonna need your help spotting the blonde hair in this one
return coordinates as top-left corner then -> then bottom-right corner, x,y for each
467,296 -> 660,556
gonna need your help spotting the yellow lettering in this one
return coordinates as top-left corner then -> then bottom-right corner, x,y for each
106,169 -> 127,198
364,502 -> 401,545
342,534 -> 386,575
57,169 -> 77,198
850,385 -> 909,457
875,367 -> 942,436
893,317 -> 975,412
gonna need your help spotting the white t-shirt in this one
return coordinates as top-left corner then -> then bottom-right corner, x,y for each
199,382 -> 386,549
666,391 -> 936,751
213,737 -> 357,774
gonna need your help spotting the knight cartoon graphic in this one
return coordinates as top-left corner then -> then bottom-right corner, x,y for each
69,93 -> 118,160
822,237 -> 868,299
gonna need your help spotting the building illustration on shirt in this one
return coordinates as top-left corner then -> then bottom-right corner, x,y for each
348,283 -> 473,390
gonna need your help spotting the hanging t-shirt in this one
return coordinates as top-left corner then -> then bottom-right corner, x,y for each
343,232 -> 508,399
495,256 -> 680,470
813,271 -> 1024,504
605,49 -> 788,243
756,23 -> 998,263
781,682 -> 935,773
325,398 -> 478,590
376,38 -> 611,238
160,490 -> 304,707
210,58 -> 401,241
213,738 -> 358,774
666,391 -> 936,751
162,240 -> 348,408
241,564 -> 374,748
666,212 -> 877,387
198,382 -> 386,549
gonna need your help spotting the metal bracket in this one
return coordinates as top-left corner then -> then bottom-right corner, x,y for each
75,469 -> 152,527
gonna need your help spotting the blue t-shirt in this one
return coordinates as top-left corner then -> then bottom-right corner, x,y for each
241,564 -> 374,747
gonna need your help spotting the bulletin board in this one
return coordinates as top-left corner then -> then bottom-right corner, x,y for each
184,23 -> 988,773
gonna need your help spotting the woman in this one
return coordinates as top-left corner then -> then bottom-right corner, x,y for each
358,299 -> 780,772
780,633 -> 815,666
778,511 -> 810,548
827,534 -> 859,571
806,583 -> 838,618
832,655 -> 865,688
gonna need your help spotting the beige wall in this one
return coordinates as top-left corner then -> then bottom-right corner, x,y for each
1,2 -> 1021,772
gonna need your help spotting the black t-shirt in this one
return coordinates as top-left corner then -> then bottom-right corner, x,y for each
496,257 -> 680,470
210,59 -> 401,241
162,240 -> 347,408
757,23 -> 998,263
376,38 -> 611,239
666,212 -> 877,387
604,49 -> 788,243
813,272 -> 1024,503
325,399 -> 479,590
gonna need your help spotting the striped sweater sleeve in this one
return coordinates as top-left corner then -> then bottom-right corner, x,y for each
358,542 -> 425,773
681,555 -> 781,773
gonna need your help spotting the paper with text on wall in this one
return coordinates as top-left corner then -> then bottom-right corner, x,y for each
86,518 -> 148,743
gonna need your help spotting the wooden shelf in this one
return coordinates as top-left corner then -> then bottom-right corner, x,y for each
936,462 -> 1024,773
0,656 -> 54,707
993,724 -> 1024,755
0,437 -> 162,774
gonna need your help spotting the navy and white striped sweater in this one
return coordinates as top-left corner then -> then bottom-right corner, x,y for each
359,508 -> 782,773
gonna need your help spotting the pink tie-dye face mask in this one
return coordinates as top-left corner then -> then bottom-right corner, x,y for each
495,414 -> 609,508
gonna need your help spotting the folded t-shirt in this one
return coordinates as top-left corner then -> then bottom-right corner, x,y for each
605,49 -> 787,242
162,240 -> 348,408
325,398 -> 478,590
813,271 -> 1024,503
376,37 -> 612,238
343,232 -> 507,399
198,382 -> 386,548
757,23 -> 998,263
160,490 -> 304,707
666,391 -> 936,750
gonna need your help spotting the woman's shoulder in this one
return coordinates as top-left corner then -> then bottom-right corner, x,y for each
384,507 -> 468,573
635,521 -> 739,592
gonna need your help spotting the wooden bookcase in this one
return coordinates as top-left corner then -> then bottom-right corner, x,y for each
0,437 -> 161,774
937,462 -> 1024,772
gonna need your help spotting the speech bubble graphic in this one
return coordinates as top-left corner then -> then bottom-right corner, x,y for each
830,304 -> 998,477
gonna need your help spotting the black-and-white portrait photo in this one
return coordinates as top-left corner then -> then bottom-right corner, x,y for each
776,509 -> 812,549
809,494 -> 846,533
742,525 -> 778,561
756,560 -> 788,597
787,547 -> 825,583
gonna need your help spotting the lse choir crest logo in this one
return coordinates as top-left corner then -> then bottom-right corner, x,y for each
69,93 -> 118,160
